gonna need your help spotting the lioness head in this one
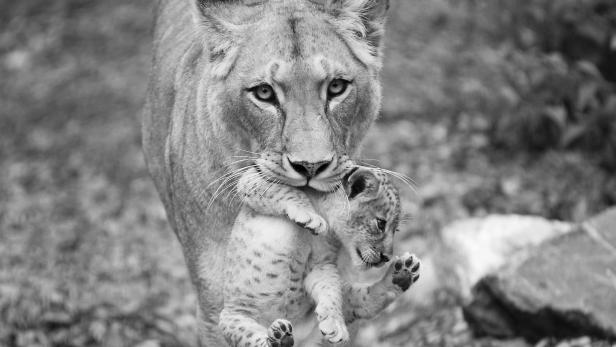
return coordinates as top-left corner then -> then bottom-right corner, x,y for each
191,0 -> 389,191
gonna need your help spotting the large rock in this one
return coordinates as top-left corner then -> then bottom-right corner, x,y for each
463,208 -> 616,342
441,215 -> 574,300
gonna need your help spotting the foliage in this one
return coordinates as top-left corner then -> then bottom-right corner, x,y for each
477,0 -> 616,170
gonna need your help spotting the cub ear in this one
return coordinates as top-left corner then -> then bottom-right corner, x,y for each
343,167 -> 380,199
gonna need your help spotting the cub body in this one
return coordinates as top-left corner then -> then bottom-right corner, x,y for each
220,167 -> 420,347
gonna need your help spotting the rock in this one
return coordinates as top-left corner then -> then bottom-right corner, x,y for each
535,336 -> 613,347
463,208 -> 616,342
441,215 -> 574,299
133,340 -> 161,347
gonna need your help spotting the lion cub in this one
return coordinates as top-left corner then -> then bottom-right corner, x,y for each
219,167 -> 420,347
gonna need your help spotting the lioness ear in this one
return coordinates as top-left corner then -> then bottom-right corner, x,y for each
354,0 -> 390,52
189,0 -> 251,78
190,1 -> 233,33
324,0 -> 390,67
344,168 -> 380,199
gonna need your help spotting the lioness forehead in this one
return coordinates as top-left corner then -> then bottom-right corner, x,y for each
237,9 -> 359,77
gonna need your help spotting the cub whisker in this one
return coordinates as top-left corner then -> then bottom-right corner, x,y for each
355,160 -> 418,196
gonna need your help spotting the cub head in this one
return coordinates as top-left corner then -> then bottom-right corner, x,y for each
333,167 -> 400,269
190,0 -> 389,191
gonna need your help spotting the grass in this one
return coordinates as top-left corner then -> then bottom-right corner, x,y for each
0,0 -> 613,346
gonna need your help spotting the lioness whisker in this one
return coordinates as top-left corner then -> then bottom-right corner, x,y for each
207,166 -> 254,210
237,149 -> 261,157
192,167 -> 245,206
206,178 -> 241,206
260,180 -> 276,199
225,158 -> 257,167
227,172 -> 263,209
225,177 -> 249,209
261,175 -> 281,198
207,165 -> 251,188
208,179 -> 237,210
253,169 -> 275,199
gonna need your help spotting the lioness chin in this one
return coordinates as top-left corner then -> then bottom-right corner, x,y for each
142,0 -> 390,345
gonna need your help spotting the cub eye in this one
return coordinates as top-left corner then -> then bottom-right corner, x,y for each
376,218 -> 387,232
327,79 -> 349,98
251,84 -> 276,103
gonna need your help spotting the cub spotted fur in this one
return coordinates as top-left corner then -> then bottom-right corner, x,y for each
219,167 -> 420,347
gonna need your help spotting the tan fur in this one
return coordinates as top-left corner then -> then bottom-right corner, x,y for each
142,0 -> 390,345
219,167 -> 420,347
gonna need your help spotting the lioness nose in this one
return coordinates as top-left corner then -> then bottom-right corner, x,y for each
288,159 -> 332,179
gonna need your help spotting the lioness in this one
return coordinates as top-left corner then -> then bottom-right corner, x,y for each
142,0 -> 390,345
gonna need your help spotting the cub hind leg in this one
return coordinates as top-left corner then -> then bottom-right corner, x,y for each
219,308 -> 294,347
304,263 -> 349,345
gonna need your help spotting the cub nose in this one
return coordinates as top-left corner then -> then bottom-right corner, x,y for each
288,159 -> 332,179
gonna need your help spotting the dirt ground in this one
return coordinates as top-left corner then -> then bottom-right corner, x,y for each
0,1 -> 613,346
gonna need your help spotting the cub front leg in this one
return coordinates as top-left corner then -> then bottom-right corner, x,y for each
238,167 -> 327,234
304,263 -> 350,345
219,309 -> 294,347
344,252 -> 420,323
390,252 -> 421,292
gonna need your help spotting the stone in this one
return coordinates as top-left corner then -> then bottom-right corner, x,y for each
133,340 -> 161,347
441,215 -> 573,299
463,208 -> 616,342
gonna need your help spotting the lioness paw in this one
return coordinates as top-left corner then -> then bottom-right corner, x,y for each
318,316 -> 349,345
267,319 -> 294,347
286,206 -> 327,235
391,252 -> 420,291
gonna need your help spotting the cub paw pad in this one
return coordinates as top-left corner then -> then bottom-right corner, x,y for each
318,316 -> 349,344
391,252 -> 420,291
267,319 -> 294,347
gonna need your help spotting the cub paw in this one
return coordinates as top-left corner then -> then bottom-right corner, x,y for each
286,206 -> 327,235
317,315 -> 349,345
391,252 -> 420,292
267,319 -> 294,347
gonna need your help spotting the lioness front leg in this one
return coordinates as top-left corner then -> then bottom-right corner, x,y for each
304,263 -> 350,345
344,252 -> 420,323
238,167 -> 327,234
219,308 -> 294,347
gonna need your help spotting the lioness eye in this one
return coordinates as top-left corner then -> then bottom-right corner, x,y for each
252,84 -> 276,103
327,79 -> 349,98
376,218 -> 386,232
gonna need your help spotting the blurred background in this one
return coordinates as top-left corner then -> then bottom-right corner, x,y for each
0,0 -> 614,346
